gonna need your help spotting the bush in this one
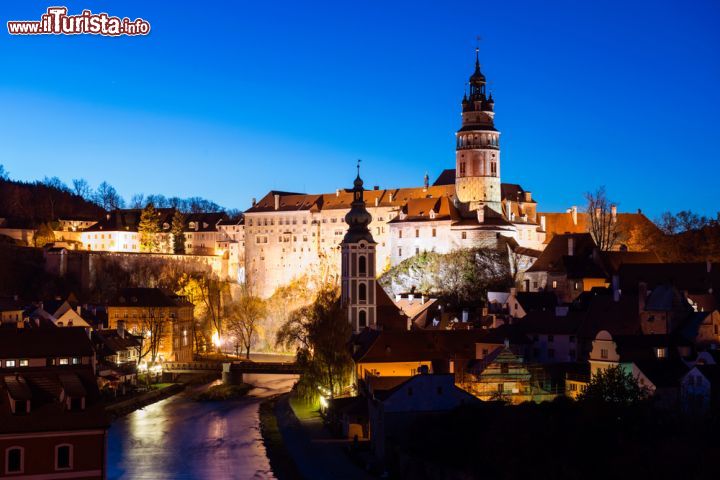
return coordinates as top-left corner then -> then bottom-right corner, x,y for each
192,383 -> 252,401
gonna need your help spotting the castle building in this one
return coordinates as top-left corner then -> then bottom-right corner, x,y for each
244,50 -> 546,297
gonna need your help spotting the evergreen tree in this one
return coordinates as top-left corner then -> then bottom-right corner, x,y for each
138,203 -> 160,252
171,210 -> 186,254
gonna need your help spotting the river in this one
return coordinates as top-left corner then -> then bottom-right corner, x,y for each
107,373 -> 298,480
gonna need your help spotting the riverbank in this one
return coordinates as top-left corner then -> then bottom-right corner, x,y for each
260,394 -> 305,480
105,383 -> 185,418
262,392 -> 373,480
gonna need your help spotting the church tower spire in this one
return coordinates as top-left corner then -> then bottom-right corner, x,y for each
455,47 -> 502,214
341,161 -> 377,333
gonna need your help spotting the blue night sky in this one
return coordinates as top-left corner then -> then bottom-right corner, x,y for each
0,1 -> 718,218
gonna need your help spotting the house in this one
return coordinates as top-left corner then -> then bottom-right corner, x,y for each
0,327 -> 96,373
525,233 -> 607,302
0,369 -> 107,478
514,310 -> 582,363
328,396 -> 369,440
107,288 -> 193,363
368,369 -> 480,460
506,289 -> 558,319
92,322 -> 142,395
461,343 -> 546,403
680,364 -> 720,415
524,233 -> 658,303
353,329 -> 509,382
28,299 -> 91,328
588,330 -> 690,408
0,298 -> 24,325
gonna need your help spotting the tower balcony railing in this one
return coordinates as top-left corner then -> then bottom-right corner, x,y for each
456,144 -> 499,151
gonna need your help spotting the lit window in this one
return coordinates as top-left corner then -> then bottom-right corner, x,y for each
5,360 -> 16,368
552,281 -> 558,289
59,358 -> 69,365
19,359 -> 28,367
600,349 -> 608,360
71,357 -> 80,365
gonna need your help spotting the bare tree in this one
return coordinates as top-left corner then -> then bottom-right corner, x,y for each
196,277 -> 227,352
226,285 -> 267,359
93,181 -> 125,210
585,186 -> 619,251
137,305 -> 167,365
72,178 -> 92,199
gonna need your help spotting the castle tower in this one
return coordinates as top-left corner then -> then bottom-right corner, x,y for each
455,48 -> 502,214
341,165 -> 377,333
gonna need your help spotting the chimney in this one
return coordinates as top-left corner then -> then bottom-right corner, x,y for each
611,204 -> 617,222
374,197 -> 380,207
523,191 -> 532,202
540,215 -> 546,231
251,197 -> 256,207
408,294 -> 414,305
568,236 -> 575,256
373,185 -> 379,190
506,200 -> 513,219
638,282 -> 648,313
477,207 -> 485,224
76,305 -> 81,315
570,206 -> 577,225
612,274 -> 620,302
274,194 -> 280,211
423,173 -> 429,192
335,189 -> 340,197
117,320 -> 126,339
389,192 -> 394,202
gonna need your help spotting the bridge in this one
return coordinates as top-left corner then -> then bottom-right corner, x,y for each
163,360 -> 301,384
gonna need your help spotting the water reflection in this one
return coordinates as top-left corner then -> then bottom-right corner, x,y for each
108,374 -> 297,480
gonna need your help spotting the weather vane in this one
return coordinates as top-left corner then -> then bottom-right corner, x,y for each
475,35 -> 482,53
356,158 -> 362,176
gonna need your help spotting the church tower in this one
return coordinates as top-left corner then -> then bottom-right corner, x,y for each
455,48 -> 502,214
341,165 -> 377,333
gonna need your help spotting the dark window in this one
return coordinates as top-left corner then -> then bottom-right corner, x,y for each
358,255 -> 367,275
56,445 -> 71,470
7,448 -> 22,473
358,310 -> 367,328
358,283 -> 367,302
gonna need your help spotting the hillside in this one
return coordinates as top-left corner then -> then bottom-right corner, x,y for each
0,178 -> 104,226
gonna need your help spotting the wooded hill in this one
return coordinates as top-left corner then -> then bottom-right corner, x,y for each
0,178 -> 104,227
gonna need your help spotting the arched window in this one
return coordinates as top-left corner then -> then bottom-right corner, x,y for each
55,444 -> 72,470
358,310 -> 367,328
358,255 -> 367,275
359,283 -> 367,302
6,447 -> 23,474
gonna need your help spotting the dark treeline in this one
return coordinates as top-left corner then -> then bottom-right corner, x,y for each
0,166 -> 240,225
